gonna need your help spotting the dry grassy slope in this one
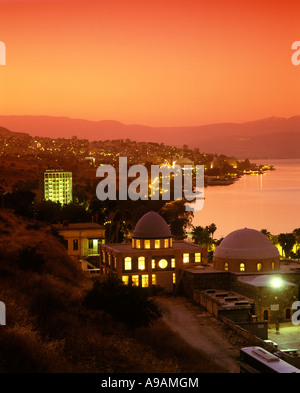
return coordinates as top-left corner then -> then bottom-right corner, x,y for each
0,210 -> 227,373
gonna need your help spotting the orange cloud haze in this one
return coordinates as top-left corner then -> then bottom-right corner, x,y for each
0,0 -> 299,126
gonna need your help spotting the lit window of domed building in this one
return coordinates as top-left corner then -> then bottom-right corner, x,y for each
99,211 -> 207,292
213,228 -> 280,273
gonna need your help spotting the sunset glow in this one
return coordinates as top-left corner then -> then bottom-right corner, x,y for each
0,0 -> 299,128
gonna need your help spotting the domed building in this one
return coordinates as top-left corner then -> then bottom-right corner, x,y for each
99,211 -> 207,292
213,228 -> 280,273
132,211 -> 172,250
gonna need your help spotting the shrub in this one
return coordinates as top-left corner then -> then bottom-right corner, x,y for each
83,277 -> 162,328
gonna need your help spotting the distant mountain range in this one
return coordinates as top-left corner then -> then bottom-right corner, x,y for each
0,115 -> 299,159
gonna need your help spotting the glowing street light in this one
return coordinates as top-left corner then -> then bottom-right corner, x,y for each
270,276 -> 283,289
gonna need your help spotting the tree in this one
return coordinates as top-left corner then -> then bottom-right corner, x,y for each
82,277 -> 162,328
293,228 -> 300,251
207,223 -> 217,240
260,229 -> 278,246
277,233 -> 296,258
192,225 -> 212,248
160,200 -> 193,240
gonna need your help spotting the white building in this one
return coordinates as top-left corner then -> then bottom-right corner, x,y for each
44,169 -> 72,205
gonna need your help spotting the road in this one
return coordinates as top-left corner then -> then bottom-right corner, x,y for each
156,296 -> 244,373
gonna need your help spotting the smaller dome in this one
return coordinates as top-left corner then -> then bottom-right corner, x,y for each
214,228 -> 279,260
132,211 -> 171,239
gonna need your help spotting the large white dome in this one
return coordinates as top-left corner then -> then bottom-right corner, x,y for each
132,211 -> 171,239
214,228 -> 279,260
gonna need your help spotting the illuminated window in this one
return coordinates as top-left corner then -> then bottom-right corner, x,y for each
272,262 -> 275,270
257,263 -> 262,272
155,239 -> 160,249
132,239 -> 135,248
170,238 -> 173,247
164,239 -> 169,248
124,257 -> 132,270
138,256 -> 145,270
145,240 -> 150,249
152,274 -> 156,285
158,259 -> 168,269
114,257 -> 116,269
240,263 -> 245,272
136,239 -> 141,249
183,253 -> 189,263
132,275 -> 139,286
173,273 -> 176,284
141,275 -> 149,287
152,259 -> 155,269
224,262 -> 228,271
171,258 -> 175,268
108,254 -> 111,265
122,276 -> 129,285
195,253 -> 201,262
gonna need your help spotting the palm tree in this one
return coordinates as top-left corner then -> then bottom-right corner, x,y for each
207,223 -> 217,240
277,233 -> 296,258
192,225 -> 212,248
293,228 -> 300,252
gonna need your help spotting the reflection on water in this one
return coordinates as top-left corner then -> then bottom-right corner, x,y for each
193,159 -> 300,239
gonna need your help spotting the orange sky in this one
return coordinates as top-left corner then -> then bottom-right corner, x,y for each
0,0 -> 299,127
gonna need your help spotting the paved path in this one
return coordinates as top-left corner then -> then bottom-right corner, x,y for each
156,296 -> 243,373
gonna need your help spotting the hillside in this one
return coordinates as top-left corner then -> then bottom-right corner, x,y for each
0,210 -> 226,373
0,115 -> 299,158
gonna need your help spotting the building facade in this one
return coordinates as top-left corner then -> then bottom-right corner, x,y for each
54,222 -> 105,273
99,211 -> 207,292
44,169 -> 73,205
180,227 -> 299,323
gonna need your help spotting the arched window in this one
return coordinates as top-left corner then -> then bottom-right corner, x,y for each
224,262 -> 229,271
138,256 -> 145,270
158,259 -> 168,269
124,257 -> 132,270
257,263 -> 262,272
240,263 -> 245,272
263,309 -> 269,321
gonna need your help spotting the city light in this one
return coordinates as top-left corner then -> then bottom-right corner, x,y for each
270,277 -> 284,288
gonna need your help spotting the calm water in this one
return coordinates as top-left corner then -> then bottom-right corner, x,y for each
192,159 -> 300,239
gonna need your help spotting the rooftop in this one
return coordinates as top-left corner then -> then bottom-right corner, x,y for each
237,274 -> 296,288
54,222 -> 105,230
214,227 -> 279,260
132,211 -> 172,239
